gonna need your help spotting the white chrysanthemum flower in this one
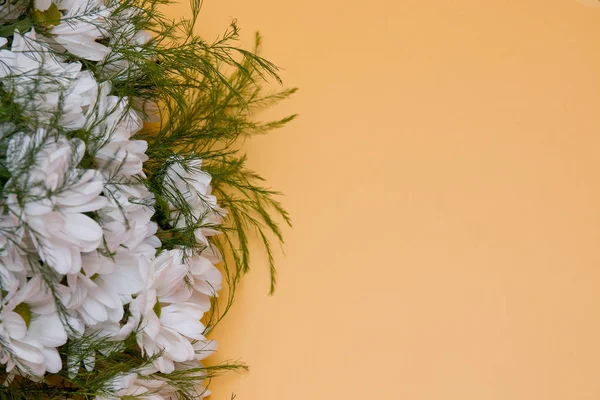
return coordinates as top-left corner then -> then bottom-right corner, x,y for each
64,272 -> 124,327
134,251 -> 192,373
95,139 -> 148,176
0,276 -> 68,376
100,204 -> 157,252
189,255 -> 222,297
67,209 -> 156,336
97,372 -> 167,400
159,302 -> 206,341
4,129 -> 107,274
77,180 -> 158,338
98,163 -> 159,258
132,250 -> 222,373
150,250 -> 189,302
0,29 -> 98,130
164,157 -> 227,250
0,309 -> 47,377
86,83 -> 148,177
157,254 -> 222,308
137,310 -> 196,373
89,84 -> 143,139
49,0 -> 112,61
0,209 -> 27,280
101,7 -> 154,78
66,242 -> 153,330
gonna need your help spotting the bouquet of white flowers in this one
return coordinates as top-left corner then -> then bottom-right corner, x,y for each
0,0 -> 295,398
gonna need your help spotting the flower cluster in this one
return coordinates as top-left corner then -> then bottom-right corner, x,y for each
0,1 -> 228,398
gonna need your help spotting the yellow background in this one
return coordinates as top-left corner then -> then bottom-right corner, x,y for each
166,1 -> 600,399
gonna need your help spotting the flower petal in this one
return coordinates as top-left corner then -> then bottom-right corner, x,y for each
28,314 -> 67,347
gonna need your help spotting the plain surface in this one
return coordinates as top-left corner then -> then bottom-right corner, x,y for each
165,1 -> 600,399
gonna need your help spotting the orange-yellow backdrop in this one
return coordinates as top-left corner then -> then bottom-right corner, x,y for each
165,1 -> 600,399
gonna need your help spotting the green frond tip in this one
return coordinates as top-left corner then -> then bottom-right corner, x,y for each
138,4 -> 297,304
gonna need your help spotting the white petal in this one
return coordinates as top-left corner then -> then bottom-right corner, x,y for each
81,298 -> 108,323
159,328 -> 195,362
35,236 -> 76,275
3,312 -> 26,339
153,356 -> 174,374
41,347 -> 62,373
64,196 -> 107,213
10,340 -> 45,365
28,314 -> 67,347
34,0 -> 51,10
160,308 -> 205,340
63,213 -> 103,251
53,26 -> 110,61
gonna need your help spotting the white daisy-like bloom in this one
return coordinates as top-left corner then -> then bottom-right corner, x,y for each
100,4 -> 154,78
95,139 -> 148,177
63,272 -> 124,327
157,253 -> 222,308
98,364 -> 212,400
0,276 -> 68,377
132,248 -> 222,374
98,158 -> 159,258
87,83 -> 148,177
82,169 -> 158,341
0,29 -> 99,130
135,251 -> 195,373
164,157 -> 227,250
189,254 -> 223,298
67,187 -> 157,342
0,209 -> 27,285
65,239 -> 153,334
150,250 -> 190,302
97,371 -> 168,400
4,129 -> 107,274
0,308 -> 47,377
45,0 -> 112,61
114,158 -> 226,374
100,201 -> 157,253
34,0 -> 156,69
